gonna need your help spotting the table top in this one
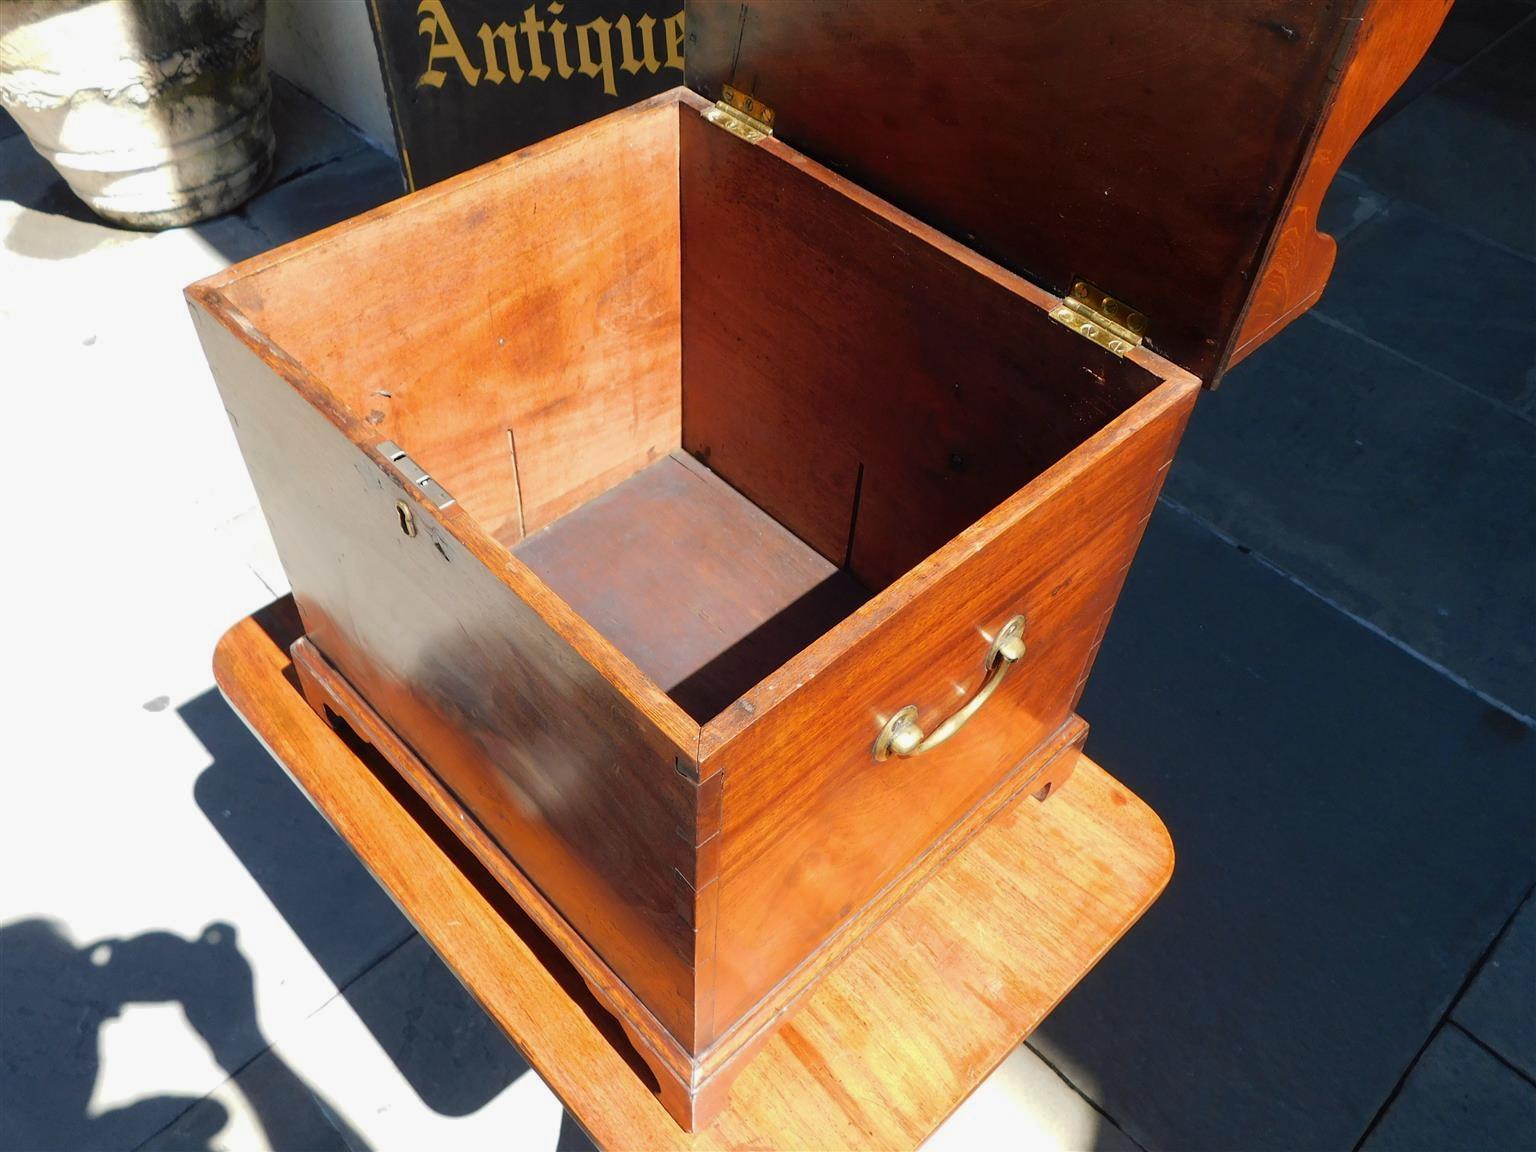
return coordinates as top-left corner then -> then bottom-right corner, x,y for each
215,598 -> 1173,1150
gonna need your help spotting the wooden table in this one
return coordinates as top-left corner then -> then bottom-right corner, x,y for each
215,599 -> 1173,1150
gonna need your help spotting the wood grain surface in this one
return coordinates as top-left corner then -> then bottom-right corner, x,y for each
187,306 -> 706,1052
188,85 -> 1198,1097
291,629 -> 1088,1127
216,599 -> 1175,1151
190,6 -> 1434,1123
205,95 -> 683,542
679,107 -> 1163,589
514,451 -> 871,724
684,0 -> 1359,384
699,375 -> 1196,1040
1228,0 -> 1452,367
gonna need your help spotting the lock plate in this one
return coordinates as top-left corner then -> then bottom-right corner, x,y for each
378,440 -> 456,509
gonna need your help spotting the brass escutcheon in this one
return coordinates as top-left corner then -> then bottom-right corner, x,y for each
395,500 -> 417,537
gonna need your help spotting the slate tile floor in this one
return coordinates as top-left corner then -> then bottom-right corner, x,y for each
1045,3 -> 1536,1147
1,4 -> 1532,1148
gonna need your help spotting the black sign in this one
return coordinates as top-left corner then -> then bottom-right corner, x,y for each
369,0 -> 686,190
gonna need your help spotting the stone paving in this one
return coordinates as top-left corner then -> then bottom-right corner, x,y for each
1,4 -> 1531,1149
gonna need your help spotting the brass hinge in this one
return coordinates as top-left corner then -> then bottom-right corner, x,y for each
702,84 -> 776,143
1050,280 -> 1147,357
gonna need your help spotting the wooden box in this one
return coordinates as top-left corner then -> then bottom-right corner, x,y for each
188,0 -> 1442,1130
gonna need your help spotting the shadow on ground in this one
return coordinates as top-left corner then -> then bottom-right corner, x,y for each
5,4 -> 1529,1147
177,690 -> 531,1118
0,918 -> 368,1152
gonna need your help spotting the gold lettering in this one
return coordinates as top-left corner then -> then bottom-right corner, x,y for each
614,15 -> 643,75
417,0 -> 480,87
421,2 -> 684,97
547,1 -> 575,80
519,4 -> 551,80
662,10 -> 685,73
576,17 -> 618,97
476,23 -> 503,83
477,21 -> 525,84
634,12 -> 661,74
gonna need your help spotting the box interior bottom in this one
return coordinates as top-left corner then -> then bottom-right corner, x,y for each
511,450 -> 871,724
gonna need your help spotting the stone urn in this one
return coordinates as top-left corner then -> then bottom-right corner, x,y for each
0,0 -> 274,229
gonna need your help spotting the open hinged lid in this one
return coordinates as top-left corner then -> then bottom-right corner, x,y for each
684,0 -> 1380,385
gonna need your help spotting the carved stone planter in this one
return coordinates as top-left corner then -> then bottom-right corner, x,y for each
0,0 -> 273,229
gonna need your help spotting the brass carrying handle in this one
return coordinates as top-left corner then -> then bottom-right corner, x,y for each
872,615 -> 1027,761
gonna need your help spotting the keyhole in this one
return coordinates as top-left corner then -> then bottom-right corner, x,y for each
395,500 -> 417,537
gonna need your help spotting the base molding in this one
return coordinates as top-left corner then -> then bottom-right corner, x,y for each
291,633 -> 1084,1131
